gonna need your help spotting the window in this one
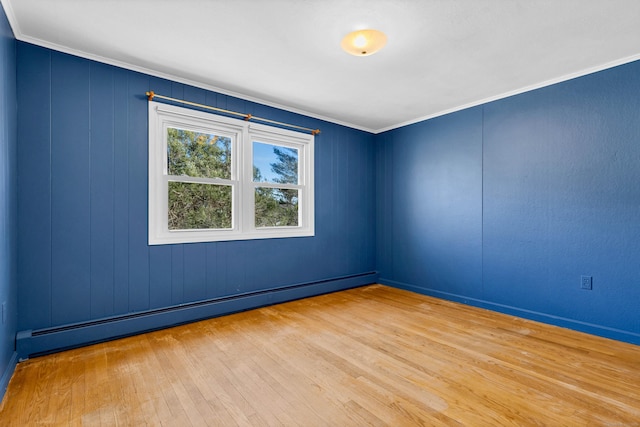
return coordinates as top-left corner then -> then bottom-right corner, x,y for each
148,101 -> 314,244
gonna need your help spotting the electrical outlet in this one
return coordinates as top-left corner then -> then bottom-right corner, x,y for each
581,275 -> 592,290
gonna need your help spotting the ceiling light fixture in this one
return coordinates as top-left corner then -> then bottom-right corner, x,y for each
341,29 -> 387,57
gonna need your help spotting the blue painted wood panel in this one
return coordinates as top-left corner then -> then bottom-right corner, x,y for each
149,245 -> 172,309
171,245 -> 184,304
112,67 -> 130,315
0,2 -> 18,386
16,42 -> 376,333
17,44 -> 52,331
126,72 -> 150,312
50,52 -> 92,326
89,62 -> 115,319
183,244 -> 206,302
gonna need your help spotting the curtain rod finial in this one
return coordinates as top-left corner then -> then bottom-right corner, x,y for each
146,91 -> 155,101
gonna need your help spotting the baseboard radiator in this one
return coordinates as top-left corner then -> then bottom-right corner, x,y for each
17,272 -> 378,360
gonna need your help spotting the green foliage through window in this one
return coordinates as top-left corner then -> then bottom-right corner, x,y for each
168,182 -> 232,230
167,128 -> 233,230
255,188 -> 298,227
168,128 -> 231,179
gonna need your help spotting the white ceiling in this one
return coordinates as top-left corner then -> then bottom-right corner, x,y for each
3,0 -> 640,133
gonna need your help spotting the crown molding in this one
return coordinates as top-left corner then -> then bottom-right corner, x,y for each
373,52 -> 640,134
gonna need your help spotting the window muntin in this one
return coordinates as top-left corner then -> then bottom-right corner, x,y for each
149,101 -> 314,244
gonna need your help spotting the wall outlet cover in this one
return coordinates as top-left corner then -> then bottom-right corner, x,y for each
581,275 -> 593,290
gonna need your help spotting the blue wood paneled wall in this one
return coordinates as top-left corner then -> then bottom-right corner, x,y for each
16,43 -> 376,342
11,37 -> 640,357
0,3 -> 18,394
376,60 -> 640,344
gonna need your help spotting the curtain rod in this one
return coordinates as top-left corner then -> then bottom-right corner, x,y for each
145,91 -> 320,135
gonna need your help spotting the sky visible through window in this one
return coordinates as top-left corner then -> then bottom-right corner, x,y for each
253,142 -> 297,183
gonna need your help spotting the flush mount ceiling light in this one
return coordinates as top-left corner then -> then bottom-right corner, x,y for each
341,29 -> 387,56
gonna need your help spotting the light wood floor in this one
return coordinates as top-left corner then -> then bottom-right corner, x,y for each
1,285 -> 639,426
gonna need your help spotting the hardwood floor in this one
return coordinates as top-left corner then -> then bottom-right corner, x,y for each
1,284 -> 639,426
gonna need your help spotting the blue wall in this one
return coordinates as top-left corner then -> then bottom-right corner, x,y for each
376,60 -> 640,344
16,43 -> 376,355
0,3 -> 18,395
11,32 -> 640,358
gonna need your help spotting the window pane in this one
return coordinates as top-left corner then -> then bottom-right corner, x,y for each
255,187 -> 299,227
169,182 -> 232,230
168,128 -> 231,179
253,142 -> 298,184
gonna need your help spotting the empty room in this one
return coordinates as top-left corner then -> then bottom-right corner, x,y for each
0,0 -> 639,425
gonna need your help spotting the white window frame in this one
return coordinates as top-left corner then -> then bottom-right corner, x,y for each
148,101 -> 314,245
